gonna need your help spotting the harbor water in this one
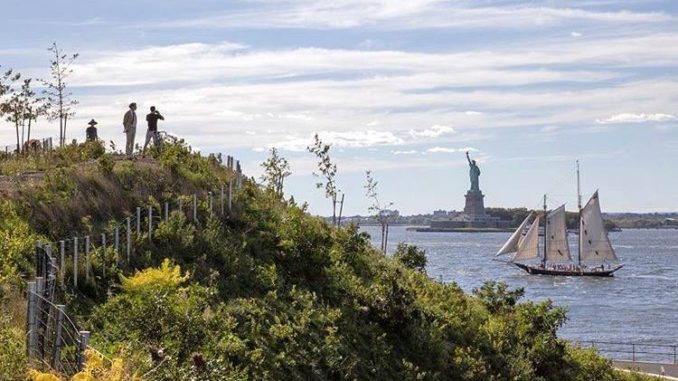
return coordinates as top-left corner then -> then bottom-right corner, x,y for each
361,226 -> 678,345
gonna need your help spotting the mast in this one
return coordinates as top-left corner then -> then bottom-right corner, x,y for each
542,194 -> 547,267
577,160 -> 582,267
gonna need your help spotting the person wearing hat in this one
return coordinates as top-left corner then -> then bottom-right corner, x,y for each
122,102 -> 138,157
86,119 -> 98,141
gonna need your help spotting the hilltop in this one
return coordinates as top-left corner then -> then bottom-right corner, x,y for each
0,139 -> 656,380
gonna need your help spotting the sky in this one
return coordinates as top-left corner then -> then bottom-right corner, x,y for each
0,0 -> 677,216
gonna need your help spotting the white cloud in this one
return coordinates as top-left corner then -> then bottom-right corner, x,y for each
426,146 -> 478,154
392,150 -> 418,155
40,29 -> 678,154
464,110 -> 483,116
408,124 -> 455,138
596,113 -> 676,124
271,130 -> 404,152
571,31 -> 582,37
151,2 -> 673,31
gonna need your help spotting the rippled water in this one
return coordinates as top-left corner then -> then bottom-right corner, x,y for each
361,226 -> 678,345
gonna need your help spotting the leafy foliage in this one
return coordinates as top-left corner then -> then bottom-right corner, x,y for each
0,138 -> 657,381
307,133 -> 340,225
260,147 -> 291,196
393,243 -> 427,272
120,259 -> 188,294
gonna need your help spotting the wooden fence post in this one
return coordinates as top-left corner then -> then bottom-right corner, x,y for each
35,242 -> 42,279
236,160 -> 241,189
35,277 -> 45,357
51,305 -> 66,369
165,202 -> 169,222
26,281 -> 37,360
228,180 -> 233,213
193,194 -> 198,222
85,236 -> 90,282
58,241 -> 65,282
148,206 -> 153,243
73,237 -> 79,288
220,184 -> 225,215
115,226 -> 120,255
101,233 -> 107,279
126,217 -> 131,262
136,207 -> 141,235
77,331 -> 90,371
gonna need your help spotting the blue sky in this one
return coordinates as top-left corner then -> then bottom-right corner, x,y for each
1,0 -> 677,215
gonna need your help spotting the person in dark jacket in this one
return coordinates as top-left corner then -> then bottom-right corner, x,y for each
143,106 -> 165,154
86,119 -> 98,141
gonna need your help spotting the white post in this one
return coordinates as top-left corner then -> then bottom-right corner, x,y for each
85,236 -> 90,282
220,184 -> 225,215
35,277 -> 44,357
228,180 -> 233,213
126,217 -> 131,261
136,207 -> 141,235
148,206 -> 153,242
115,227 -> 120,254
51,304 -> 66,368
101,233 -> 106,279
59,240 -> 65,283
164,202 -> 169,222
77,331 -> 90,371
193,194 -> 198,222
26,281 -> 37,359
73,237 -> 78,288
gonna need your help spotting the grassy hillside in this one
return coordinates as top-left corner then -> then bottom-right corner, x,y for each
0,140 -> 656,380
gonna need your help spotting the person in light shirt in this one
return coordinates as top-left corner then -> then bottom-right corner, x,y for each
122,102 -> 137,157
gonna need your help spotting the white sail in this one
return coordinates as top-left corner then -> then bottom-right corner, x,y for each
512,215 -> 540,262
545,205 -> 571,262
496,212 -> 534,256
580,191 -> 618,262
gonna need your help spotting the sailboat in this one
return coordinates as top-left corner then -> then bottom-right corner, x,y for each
496,162 -> 624,277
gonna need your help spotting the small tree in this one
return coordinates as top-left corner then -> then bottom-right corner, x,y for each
0,69 -> 21,151
1,74 -> 30,153
41,42 -> 79,146
260,147 -> 292,197
393,243 -> 427,272
365,170 -> 393,253
307,134 -> 342,226
22,78 -> 46,144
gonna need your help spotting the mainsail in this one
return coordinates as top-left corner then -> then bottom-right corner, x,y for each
545,205 -> 571,262
512,215 -> 540,262
580,191 -> 618,262
496,212 -> 534,256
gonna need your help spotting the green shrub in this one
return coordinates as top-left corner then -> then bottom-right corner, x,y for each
393,243 -> 427,272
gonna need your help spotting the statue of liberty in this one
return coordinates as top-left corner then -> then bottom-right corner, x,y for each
466,151 -> 480,191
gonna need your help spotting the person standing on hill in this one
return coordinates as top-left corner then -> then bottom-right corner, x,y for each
143,106 -> 164,154
123,102 -> 138,157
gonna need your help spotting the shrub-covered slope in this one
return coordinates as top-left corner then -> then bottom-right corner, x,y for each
0,141 -> 656,380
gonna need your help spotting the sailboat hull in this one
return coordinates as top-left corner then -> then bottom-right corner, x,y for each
513,263 -> 624,277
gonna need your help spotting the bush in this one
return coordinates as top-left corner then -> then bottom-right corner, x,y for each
393,243 -> 427,272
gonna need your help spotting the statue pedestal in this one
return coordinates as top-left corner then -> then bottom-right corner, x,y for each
464,190 -> 486,218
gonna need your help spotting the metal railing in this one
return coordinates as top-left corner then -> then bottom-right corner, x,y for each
574,341 -> 678,364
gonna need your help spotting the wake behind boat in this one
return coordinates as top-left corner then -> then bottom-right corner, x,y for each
496,162 -> 624,277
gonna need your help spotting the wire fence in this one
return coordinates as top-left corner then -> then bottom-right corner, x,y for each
573,341 -> 678,364
24,150 -> 244,376
1,137 -> 54,159
27,250 -> 89,374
